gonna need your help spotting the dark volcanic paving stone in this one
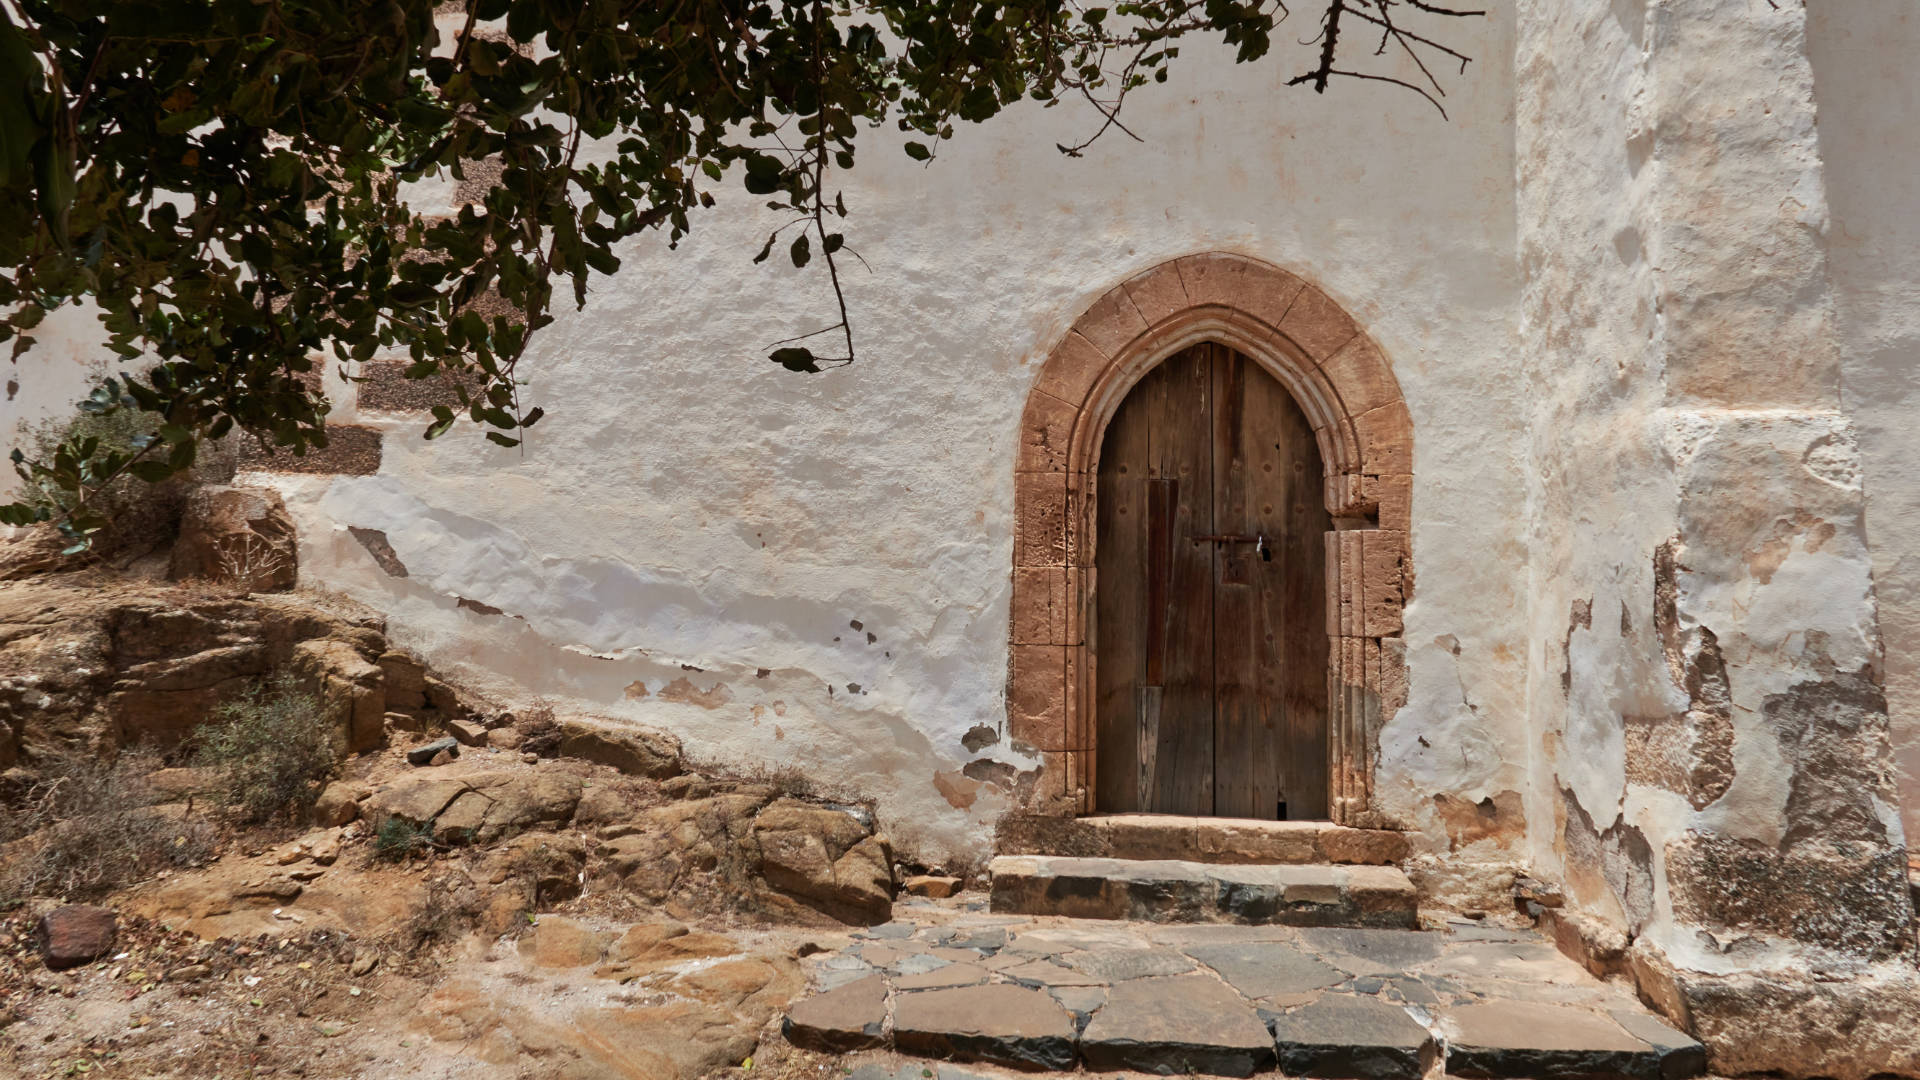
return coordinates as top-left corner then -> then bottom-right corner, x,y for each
1445,1001 -> 1667,1080
1297,929 -> 1448,975
1607,1010 -> 1707,1080
782,974 -> 888,1052
1184,941 -> 1347,1000
892,983 -> 1077,1070
1079,974 -> 1276,1077
1266,994 -> 1433,1079
1064,946 -> 1195,981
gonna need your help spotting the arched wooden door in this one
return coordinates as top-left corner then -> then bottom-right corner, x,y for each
1093,343 -> 1331,819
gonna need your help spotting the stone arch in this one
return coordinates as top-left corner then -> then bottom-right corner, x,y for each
1008,252 -> 1411,827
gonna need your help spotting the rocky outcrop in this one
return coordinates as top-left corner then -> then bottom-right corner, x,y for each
0,576 -> 462,771
355,758 -> 895,924
556,717 -> 682,779
168,485 -> 299,592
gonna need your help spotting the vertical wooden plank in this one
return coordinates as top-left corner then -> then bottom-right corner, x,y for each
1214,346 -> 1332,820
1093,361 -> 1154,812
1264,362 -> 1332,819
1211,345 -> 1265,818
1147,346 -> 1215,815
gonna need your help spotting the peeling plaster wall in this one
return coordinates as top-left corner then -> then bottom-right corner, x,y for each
1517,0 -> 1912,977
1808,5 -> 1920,858
162,13 -> 1526,867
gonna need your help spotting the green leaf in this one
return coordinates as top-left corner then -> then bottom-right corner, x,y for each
789,233 -> 810,269
903,141 -> 932,161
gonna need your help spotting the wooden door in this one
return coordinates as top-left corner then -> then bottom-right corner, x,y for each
1093,343 -> 1331,819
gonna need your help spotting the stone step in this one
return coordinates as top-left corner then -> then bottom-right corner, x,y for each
988,855 -> 1418,928
997,813 -> 1410,866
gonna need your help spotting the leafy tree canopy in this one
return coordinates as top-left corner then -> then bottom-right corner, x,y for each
0,0 -> 1480,548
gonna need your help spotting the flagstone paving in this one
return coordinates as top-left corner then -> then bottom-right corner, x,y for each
784,905 -> 1706,1079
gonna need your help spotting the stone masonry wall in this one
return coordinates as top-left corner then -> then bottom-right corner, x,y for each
1516,0 -> 1915,1070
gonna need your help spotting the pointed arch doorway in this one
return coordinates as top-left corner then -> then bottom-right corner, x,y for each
1008,252 -> 1412,828
1094,342 -> 1332,818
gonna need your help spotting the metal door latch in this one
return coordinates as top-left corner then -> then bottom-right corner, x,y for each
1193,533 -> 1273,561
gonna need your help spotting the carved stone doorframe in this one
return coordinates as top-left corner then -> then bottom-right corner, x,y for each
1008,252 -> 1412,827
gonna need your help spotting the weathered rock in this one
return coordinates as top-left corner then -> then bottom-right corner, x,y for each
431,771 -> 584,844
782,973 -> 889,1052
290,638 -> 386,753
422,675 -> 463,716
35,906 -> 117,970
519,916 -> 614,968
1662,964 -> 1913,1080
407,737 -> 460,766
446,718 -> 488,747
376,652 -> 428,712
167,963 -> 212,982
892,983 -> 1077,1069
1079,974 -> 1276,1076
753,799 -> 894,922
311,781 -> 369,826
594,793 -> 771,900
557,717 -> 683,778
1444,1000 -> 1670,1080
0,578 -> 401,762
1267,994 -> 1433,1079
349,952 -> 378,977
905,874 -> 964,898
484,831 -> 588,905
485,726 -> 523,750
169,485 -> 299,592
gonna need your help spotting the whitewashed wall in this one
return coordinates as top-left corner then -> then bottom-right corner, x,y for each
264,13 -> 1524,866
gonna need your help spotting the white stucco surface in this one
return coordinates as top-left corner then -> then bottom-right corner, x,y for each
1808,4 -> 1920,850
241,13 -> 1526,865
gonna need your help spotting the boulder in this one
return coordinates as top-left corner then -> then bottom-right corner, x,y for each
169,485 -> 298,592
366,769 -> 582,846
290,638 -> 386,753
407,737 -> 460,766
557,718 -> 682,779
36,905 -> 117,970
904,874 -> 964,898
312,781 -> 370,826
446,719 -> 487,747
752,799 -> 894,922
376,652 -> 428,712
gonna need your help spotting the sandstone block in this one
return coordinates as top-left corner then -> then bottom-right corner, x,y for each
904,874 -> 963,898
557,718 -> 682,778
312,781 -> 369,827
36,906 -> 116,971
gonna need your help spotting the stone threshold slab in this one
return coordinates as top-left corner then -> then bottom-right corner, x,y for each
997,814 -> 1411,866
988,855 -> 1418,928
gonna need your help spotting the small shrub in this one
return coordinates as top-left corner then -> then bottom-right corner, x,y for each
14,391 -> 184,557
373,817 -> 436,861
0,750 -> 217,905
197,675 -> 339,824
516,700 -> 562,757
396,872 -> 482,954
